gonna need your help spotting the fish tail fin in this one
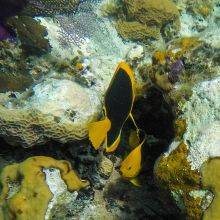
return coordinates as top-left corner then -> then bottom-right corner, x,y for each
120,144 -> 142,178
88,118 -> 111,150
120,130 -> 146,180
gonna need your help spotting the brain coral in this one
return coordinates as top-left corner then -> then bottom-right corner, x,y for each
0,156 -> 89,220
115,0 -> 180,42
0,79 -> 101,147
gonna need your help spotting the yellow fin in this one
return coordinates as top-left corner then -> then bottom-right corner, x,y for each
105,133 -> 121,153
129,129 -> 140,149
120,144 -> 142,179
130,177 -> 141,187
88,118 -> 111,149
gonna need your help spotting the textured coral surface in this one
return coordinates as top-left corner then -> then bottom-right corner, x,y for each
0,156 -> 88,219
202,158 -> 220,220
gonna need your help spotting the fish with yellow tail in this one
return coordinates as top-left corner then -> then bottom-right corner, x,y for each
88,61 -> 145,185
89,61 -> 136,152
120,130 -> 146,186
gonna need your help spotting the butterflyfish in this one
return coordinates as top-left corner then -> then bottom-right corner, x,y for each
89,61 -> 135,152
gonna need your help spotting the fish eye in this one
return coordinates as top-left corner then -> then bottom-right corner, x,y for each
128,166 -> 132,170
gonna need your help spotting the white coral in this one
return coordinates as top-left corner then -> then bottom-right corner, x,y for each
183,76 -> 220,170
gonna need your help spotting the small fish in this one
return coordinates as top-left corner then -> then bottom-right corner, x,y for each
89,61 -> 135,152
120,130 -> 146,185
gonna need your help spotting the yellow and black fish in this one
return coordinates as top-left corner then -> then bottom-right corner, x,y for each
89,61 -> 136,152
89,61 -> 146,185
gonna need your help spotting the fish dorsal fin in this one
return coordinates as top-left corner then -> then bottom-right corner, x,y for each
129,113 -> 140,134
88,118 -> 111,150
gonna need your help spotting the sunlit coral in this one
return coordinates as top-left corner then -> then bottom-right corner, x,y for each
0,156 -> 89,219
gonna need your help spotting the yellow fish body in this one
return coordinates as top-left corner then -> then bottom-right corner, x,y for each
89,61 -> 135,152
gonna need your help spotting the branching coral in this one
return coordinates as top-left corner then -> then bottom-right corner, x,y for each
0,156 -> 89,220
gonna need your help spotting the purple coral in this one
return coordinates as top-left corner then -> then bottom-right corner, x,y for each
0,23 -> 16,41
168,59 -> 184,83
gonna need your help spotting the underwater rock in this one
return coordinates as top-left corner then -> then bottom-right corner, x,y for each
155,142 -> 203,219
0,156 -> 88,219
38,3 -> 141,94
0,79 -> 101,147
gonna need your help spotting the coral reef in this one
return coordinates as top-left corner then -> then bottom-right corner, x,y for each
115,21 -> 160,42
23,0 -> 80,17
183,77 -> 220,170
0,156 -> 88,219
0,41 -> 33,92
0,0 -> 219,219
0,79 -> 101,147
112,0 -> 180,43
202,158 -> 220,220
154,76 -> 220,219
6,16 -> 51,56
155,142 -> 202,219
